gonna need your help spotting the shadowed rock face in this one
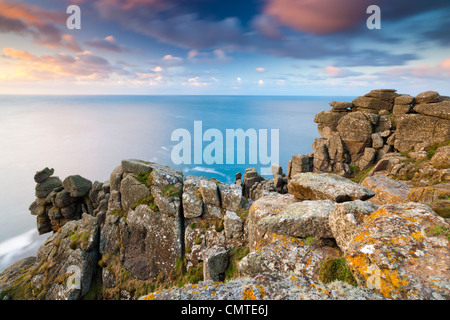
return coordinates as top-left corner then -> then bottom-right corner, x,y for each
288,173 -> 374,202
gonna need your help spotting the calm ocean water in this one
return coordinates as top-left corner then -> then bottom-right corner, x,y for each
0,95 -> 354,271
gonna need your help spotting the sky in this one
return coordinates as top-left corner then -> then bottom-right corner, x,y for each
0,0 -> 449,95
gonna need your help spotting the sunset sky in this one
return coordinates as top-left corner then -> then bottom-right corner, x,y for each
0,0 -> 449,95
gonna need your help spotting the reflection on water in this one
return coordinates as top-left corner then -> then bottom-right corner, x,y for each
0,95 -> 353,271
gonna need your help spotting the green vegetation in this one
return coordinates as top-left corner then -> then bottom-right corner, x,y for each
236,207 -> 249,221
130,193 -> 159,212
305,236 -> 320,247
69,231 -> 90,250
425,224 -> 450,241
162,185 -> 182,198
318,258 -> 357,287
224,246 -> 250,280
350,167 -> 372,183
109,209 -> 127,218
134,171 -> 153,189
194,237 -> 203,245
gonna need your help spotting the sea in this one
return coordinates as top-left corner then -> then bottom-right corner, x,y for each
0,94 -> 355,271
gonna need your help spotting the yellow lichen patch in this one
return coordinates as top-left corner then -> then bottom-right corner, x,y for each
411,231 -> 425,241
290,275 -> 297,281
144,293 -> 155,300
243,287 -> 256,300
256,285 -> 267,298
191,284 -> 198,289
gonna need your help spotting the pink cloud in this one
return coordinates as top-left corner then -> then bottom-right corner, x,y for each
323,65 -> 362,78
380,58 -> 450,79
264,0 -> 373,34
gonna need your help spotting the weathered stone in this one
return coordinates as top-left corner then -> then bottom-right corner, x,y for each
35,177 -> 62,198
344,203 -> 450,300
365,89 -> 399,104
288,154 -> 312,179
258,200 -> 337,238
394,114 -> 450,152
63,175 -> 92,198
247,193 -> 299,251
224,211 -> 243,239
314,111 -> 348,139
393,104 -> 411,115
371,133 -> 384,149
203,246 -> 228,282
239,237 -> 342,281
121,159 -> 153,174
34,167 -> 54,183
329,101 -> 353,112
199,180 -> 220,207
29,200 -> 46,216
415,90 -> 440,104
352,96 -> 393,112
328,200 -> 379,252
313,141 -> 332,173
140,273 -> 386,300
119,174 -> 150,212
36,212 -> 52,235
288,173 -> 374,202
336,112 -> 374,160
218,184 -> 243,212
327,132 -> 348,163
394,95 -> 414,105
414,101 -> 450,120
54,190 -> 76,208
431,146 -> 450,169
361,175 -> 411,205
356,148 -> 376,170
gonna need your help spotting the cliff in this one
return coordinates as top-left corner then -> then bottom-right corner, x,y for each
1,89 -> 449,300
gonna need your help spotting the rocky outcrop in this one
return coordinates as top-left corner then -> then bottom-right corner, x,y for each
288,173 -> 374,202
339,203 -> 450,299
1,89 -> 449,301
140,273 -> 385,300
29,168 -> 108,235
291,89 -> 450,178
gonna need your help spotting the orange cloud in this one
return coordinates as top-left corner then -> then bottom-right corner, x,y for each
264,0 -> 373,34
0,0 -> 64,25
1,48 -> 117,80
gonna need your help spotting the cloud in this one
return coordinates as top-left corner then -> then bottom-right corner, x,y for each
187,49 -> 232,64
379,58 -> 450,79
255,67 -> 266,73
86,35 -> 127,52
323,65 -> 363,78
264,0 -> 373,35
1,48 -> 122,80
0,0 -> 82,52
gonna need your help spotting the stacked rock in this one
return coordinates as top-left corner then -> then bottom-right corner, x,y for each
29,167 -> 108,234
290,89 -> 450,178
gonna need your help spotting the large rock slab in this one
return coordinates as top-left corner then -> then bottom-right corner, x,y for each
431,146 -> 450,169
413,101 -> 450,120
415,91 -> 440,104
239,237 -> 342,281
63,175 -> 92,198
344,203 -> 450,299
361,175 -> 411,205
247,193 -> 299,251
257,200 -> 337,239
140,273 -> 386,300
288,173 -> 374,202
394,114 -> 450,152
119,174 -> 151,212
35,176 -> 62,198
1,214 -> 99,300
329,200 -> 379,252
